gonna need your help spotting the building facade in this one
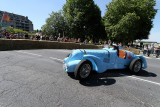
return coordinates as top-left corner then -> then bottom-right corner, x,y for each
0,10 -> 33,32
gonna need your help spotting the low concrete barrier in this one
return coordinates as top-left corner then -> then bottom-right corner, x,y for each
123,47 -> 140,55
0,39 -> 100,50
0,39 -> 140,55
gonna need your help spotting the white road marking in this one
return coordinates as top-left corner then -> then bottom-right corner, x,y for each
55,50 -> 71,53
16,51 -> 64,63
17,51 -> 42,57
49,57 -> 64,62
119,73 -> 160,86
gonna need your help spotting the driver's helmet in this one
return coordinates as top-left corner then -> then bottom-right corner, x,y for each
112,43 -> 118,50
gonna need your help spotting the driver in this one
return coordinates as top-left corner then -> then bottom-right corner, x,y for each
113,44 -> 119,56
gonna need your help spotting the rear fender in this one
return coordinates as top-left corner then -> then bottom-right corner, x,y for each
136,55 -> 147,69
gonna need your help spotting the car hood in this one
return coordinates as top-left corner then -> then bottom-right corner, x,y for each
74,49 -> 111,56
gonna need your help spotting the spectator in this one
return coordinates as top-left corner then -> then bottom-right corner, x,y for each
30,35 -> 33,40
74,38 -> 77,43
135,43 -> 139,49
33,36 -> 36,40
49,35 -> 53,41
143,44 -> 148,55
54,36 -> 57,41
25,33 -> 29,39
77,38 -> 81,43
127,43 -> 131,48
46,36 -> 49,40
63,37 -> 67,42
14,34 -> 17,39
42,35 -> 45,40
0,31 -> 1,38
5,32 -> 10,39
36,35 -> 38,40
84,39 -> 88,44
1,31 -> 4,38
108,41 -> 112,46
68,38 -> 71,42
118,42 -> 122,47
151,43 -> 155,54
156,45 -> 160,58
40,35 -> 43,40
10,33 -> 14,39
36,35 -> 40,40
89,40 -> 93,44
147,44 -> 151,57
57,36 -> 61,42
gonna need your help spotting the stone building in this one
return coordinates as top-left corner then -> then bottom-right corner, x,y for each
0,10 -> 33,32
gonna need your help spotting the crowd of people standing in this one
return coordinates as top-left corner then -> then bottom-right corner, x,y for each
0,30 -> 88,43
1,30 -> 160,58
143,43 -> 160,58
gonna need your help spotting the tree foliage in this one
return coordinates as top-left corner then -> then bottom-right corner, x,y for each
41,10 -> 68,36
104,0 -> 157,43
7,26 -> 29,34
63,0 -> 106,42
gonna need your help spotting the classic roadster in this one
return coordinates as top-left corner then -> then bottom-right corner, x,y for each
64,45 -> 147,80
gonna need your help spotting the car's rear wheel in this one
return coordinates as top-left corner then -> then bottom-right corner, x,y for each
129,59 -> 142,73
74,60 -> 92,81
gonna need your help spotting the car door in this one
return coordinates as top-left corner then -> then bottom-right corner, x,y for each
115,49 -> 126,69
115,57 -> 125,68
105,50 -> 117,69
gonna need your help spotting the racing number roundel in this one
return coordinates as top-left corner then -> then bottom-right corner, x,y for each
127,52 -> 132,59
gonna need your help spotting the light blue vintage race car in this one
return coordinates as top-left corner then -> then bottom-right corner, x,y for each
64,45 -> 147,80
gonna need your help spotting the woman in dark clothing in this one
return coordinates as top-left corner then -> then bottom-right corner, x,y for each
156,45 -> 160,58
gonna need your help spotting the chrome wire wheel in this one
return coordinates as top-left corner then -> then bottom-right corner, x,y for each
134,61 -> 142,73
79,64 -> 91,79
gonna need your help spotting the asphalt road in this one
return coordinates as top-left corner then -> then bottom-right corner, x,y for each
0,49 -> 160,107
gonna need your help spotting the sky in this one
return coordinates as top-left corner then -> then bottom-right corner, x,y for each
0,0 -> 160,42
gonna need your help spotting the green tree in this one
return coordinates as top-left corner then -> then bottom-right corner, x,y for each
7,26 -> 15,33
63,0 -> 106,42
41,10 -> 68,36
7,26 -> 28,34
104,0 -> 157,43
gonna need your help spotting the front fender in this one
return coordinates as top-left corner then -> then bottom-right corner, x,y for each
82,57 -> 98,72
65,60 -> 81,72
83,55 -> 104,73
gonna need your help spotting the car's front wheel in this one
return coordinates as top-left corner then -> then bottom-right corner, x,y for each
74,60 -> 92,81
129,59 -> 142,73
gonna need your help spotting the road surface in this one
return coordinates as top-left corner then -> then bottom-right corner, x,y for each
0,49 -> 160,107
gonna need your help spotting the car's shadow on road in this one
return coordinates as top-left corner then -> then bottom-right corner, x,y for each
79,73 -> 116,87
68,69 -> 157,87
67,72 -> 116,87
136,70 -> 157,77
106,69 -> 157,78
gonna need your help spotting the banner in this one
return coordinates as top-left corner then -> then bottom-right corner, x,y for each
3,14 -> 11,22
